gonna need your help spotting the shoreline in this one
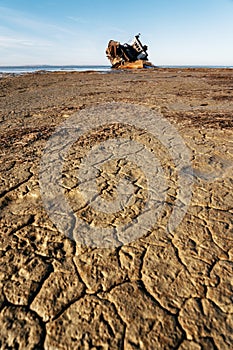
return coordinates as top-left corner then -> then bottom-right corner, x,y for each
0,65 -> 232,77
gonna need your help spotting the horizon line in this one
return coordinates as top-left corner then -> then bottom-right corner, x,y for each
0,64 -> 233,68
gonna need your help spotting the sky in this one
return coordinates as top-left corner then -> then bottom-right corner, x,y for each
0,0 -> 233,66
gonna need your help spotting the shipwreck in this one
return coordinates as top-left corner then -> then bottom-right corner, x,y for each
106,34 -> 154,69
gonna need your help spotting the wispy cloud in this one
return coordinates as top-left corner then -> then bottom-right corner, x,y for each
105,26 -> 128,35
67,16 -> 89,25
67,15 -> 127,35
0,35 -> 52,49
0,6 -> 74,37
0,5 -> 115,65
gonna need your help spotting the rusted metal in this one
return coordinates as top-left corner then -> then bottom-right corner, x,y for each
106,34 -> 155,69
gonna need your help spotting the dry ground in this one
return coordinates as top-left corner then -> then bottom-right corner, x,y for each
0,68 -> 233,349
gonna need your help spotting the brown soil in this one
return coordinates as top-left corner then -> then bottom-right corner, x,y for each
0,68 -> 233,349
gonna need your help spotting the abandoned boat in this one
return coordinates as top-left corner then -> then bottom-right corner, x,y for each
106,34 -> 155,69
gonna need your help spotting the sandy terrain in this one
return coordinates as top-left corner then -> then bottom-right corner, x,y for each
0,68 -> 233,349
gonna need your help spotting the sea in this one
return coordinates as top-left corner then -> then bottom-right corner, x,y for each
0,65 -> 112,75
0,65 -> 232,75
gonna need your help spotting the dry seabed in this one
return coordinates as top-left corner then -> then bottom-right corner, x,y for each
0,68 -> 232,349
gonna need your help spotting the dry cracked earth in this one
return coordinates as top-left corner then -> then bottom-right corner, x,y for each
0,68 -> 233,349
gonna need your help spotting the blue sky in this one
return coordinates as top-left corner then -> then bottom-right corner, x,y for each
0,0 -> 233,66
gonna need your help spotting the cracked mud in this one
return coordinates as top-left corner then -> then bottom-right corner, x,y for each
0,68 -> 233,349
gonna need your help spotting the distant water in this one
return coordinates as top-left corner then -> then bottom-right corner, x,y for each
160,65 -> 233,69
0,65 -> 111,74
0,65 -> 232,75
